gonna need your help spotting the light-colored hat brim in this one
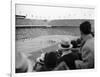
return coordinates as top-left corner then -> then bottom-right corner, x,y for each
58,44 -> 73,49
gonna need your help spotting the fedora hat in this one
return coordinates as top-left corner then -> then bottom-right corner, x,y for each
58,41 -> 72,49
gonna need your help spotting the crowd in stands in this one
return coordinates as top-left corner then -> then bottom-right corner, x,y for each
15,21 -> 94,73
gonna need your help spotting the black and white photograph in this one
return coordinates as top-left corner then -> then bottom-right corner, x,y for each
15,3 -> 94,73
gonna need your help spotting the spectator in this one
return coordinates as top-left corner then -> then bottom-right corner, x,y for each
15,52 -> 32,73
58,42 -> 81,70
34,51 -> 69,71
58,52 -> 80,70
75,21 -> 94,69
43,52 -> 59,71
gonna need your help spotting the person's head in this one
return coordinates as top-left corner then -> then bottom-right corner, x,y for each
80,21 -> 92,39
80,21 -> 91,35
60,41 -> 70,48
44,52 -> 58,69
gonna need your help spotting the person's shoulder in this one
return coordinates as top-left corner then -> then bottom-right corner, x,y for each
86,38 -> 94,47
83,38 -> 94,51
88,38 -> 94,42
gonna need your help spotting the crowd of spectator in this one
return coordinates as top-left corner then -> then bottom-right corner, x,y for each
15,21 -> 94,73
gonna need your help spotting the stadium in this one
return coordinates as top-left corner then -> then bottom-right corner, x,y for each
15,4 -> 94,73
